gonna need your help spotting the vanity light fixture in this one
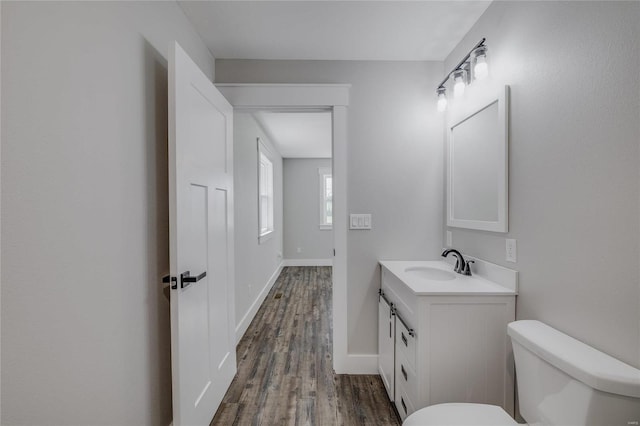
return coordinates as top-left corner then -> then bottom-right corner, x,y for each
436,38 -> 488,112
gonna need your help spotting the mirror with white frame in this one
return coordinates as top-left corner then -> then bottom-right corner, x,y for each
447,85 -> 509,232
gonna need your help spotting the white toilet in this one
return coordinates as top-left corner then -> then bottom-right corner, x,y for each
404,320 -> 640,425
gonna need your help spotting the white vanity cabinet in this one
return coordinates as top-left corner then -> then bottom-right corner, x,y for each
378,260 -> 517,422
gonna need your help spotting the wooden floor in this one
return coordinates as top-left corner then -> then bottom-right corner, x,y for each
211,266 -> 400,426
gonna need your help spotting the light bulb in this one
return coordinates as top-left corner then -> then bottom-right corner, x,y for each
452,69 -> 466,98
474,56 -> 488,80
438,87 -> 447,112
472,46 -> 489,80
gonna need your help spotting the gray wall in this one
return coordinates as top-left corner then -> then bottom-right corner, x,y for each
283,158 -> 333,260
443,1 -> 640,367
1,2 -> 214,424
216,61 -> 445,354
233,113 -> 283,331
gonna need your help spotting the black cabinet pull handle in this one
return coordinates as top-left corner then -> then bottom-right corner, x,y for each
401,397 -> 407,414
401,364 -> 408,381
180,270 -> 207,289
401,332 -> 408,346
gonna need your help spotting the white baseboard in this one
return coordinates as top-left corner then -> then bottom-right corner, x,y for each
282,258 -> 333,267
335,354 -> 379,375
235,262 -> 283,344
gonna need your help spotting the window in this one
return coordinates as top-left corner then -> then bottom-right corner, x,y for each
258,139 -> 274,242
319,167 -> 332,230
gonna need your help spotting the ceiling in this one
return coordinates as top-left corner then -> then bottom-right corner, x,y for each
182,1 -> 492,157
179,1 -> 492,61
253,111 -> 332,158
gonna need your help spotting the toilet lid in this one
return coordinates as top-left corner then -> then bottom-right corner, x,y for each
403,403 -> 519,426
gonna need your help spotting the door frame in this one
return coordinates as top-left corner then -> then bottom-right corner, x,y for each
216,84 -> 356,373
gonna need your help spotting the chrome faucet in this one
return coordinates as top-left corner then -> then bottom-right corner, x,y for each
441,248 -> 473,276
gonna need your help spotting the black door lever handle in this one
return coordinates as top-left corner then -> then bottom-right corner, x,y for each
180,271 -> 207,289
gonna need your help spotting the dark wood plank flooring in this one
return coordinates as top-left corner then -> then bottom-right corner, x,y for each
211,266 -> 400,426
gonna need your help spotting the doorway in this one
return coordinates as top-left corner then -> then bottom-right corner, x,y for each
216,83 -> 352,373
231,108 -> 333,345
252,110 -> 334,266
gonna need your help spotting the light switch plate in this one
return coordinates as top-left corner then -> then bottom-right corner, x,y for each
506,239 -> 517,262
350,214 -> 372,230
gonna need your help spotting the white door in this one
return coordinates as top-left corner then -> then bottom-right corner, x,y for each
168,41 -> 236,426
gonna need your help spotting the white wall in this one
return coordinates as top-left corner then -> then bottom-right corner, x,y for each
283,158 -> 333,261
443,1 -> 640,367
216,61 -> 444,355
1,2 -> 214,424
233,112 -> 284,340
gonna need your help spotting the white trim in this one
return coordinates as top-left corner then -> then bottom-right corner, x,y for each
282,259 -> 333,267
318,167 -> 332,228
217,84 -> 352,373
331,106 -> 349,373
216,84 -> 350,107
258,230 -> 274,244
339,354 -> 379,374
258,138 -> 275,238
235,262 -> 284,344
217,83 -> 351,87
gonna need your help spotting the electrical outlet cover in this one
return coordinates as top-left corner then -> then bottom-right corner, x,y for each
506,239 -> 517,262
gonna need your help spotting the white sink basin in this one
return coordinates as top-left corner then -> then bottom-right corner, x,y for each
380,260 -> 518,295
404,266 -> 456,281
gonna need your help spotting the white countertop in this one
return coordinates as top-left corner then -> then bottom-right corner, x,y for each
379,260 -> 517,296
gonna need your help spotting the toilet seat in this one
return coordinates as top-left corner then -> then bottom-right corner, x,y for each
403,403 -> 520,426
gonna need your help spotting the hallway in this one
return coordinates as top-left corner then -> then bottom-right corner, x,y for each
211,266 -> 400,425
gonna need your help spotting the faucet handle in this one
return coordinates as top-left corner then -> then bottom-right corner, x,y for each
462,260 -> 475,276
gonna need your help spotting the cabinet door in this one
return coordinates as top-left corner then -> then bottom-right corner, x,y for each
378,295 -> 394,401
426,298 -> 515,413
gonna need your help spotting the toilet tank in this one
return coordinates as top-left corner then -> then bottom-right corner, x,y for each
507,321 -> 640,426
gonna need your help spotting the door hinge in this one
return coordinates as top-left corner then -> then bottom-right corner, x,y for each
162,275 -> 178,290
